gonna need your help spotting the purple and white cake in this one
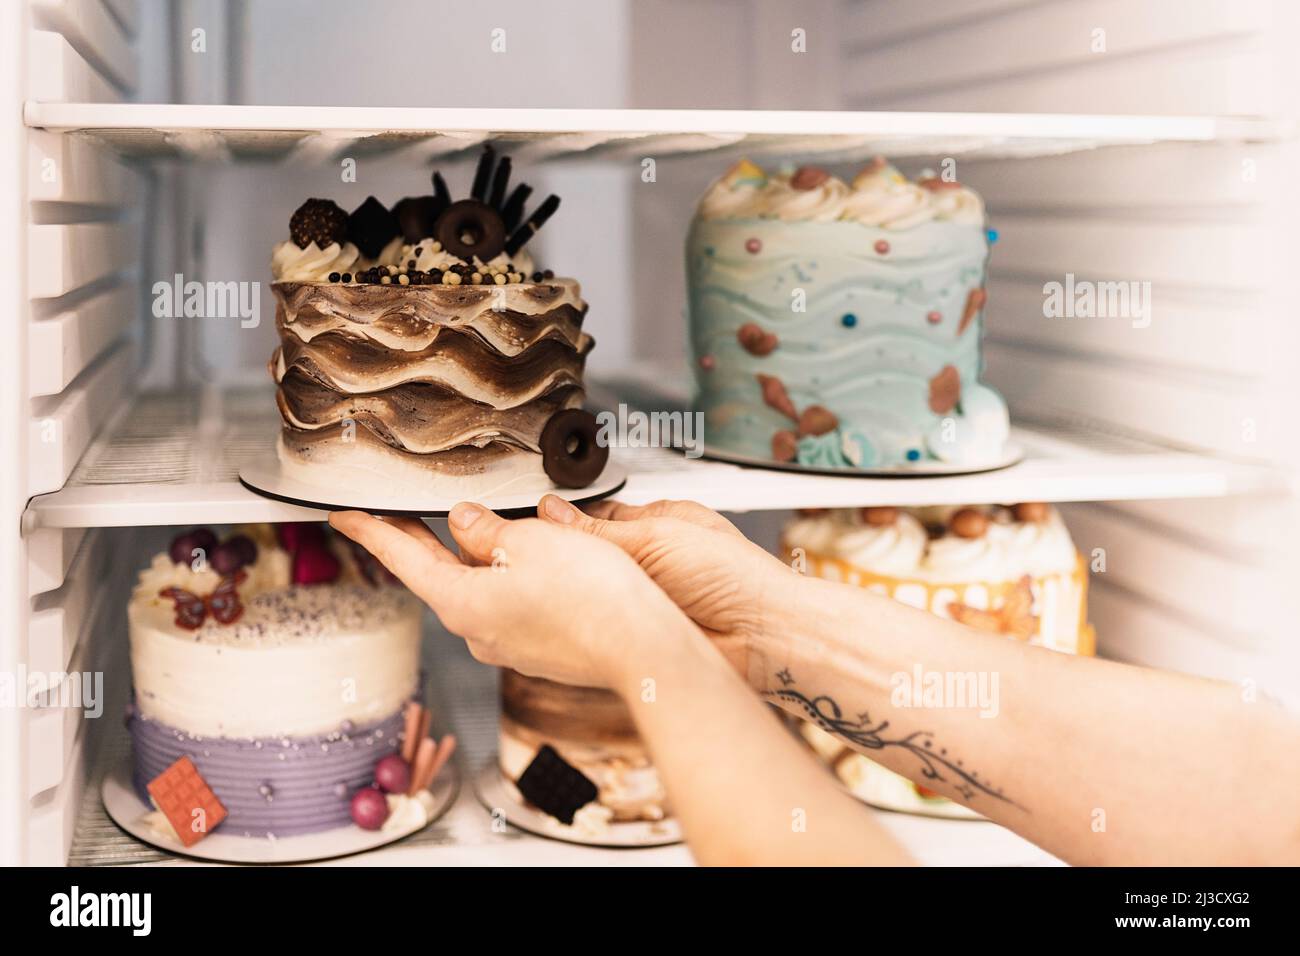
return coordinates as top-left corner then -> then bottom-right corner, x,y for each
126,522 -> 425,839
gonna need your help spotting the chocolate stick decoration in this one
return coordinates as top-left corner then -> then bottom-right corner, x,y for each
504,194 -> 560,256
499,183 -> 532,232
470,145 -> 495,202
432,171 -> 451,210
487,156 -> 512,212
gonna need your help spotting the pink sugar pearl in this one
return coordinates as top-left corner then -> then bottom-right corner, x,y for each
744,238 -> 762,254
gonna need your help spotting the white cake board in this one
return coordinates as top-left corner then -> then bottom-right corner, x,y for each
473,761 -> 682,849
102,755 -> 459,864
701,442 -> 1024,477
239,456 -> 627,517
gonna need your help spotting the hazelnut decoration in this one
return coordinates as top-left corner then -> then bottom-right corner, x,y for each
950,507 -> 989,539
1013,501 -> 1050,523
737,322 -> 779,357
771,429 -> 799,462
861,506 -> 898,527
797,405 -> 838,437
539,409 -> 608,489
928,365 -> 961,415
790,166 -> 830,191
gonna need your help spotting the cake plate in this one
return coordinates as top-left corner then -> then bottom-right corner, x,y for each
473,761 -> 683,849
102,755 -> 460,864
238,458 -> 627,517
700,442 -> 1024,478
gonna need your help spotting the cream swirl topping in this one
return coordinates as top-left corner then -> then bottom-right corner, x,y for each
695,157 -> 986,231
271,240 -> 361,282
831,512 -> 928,575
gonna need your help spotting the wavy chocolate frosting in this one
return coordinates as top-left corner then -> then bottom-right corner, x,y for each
273,325 -> 589,406
272,280 -> 593,484
282,421 -> 529,477
273,280 -> 589,356
277,367 -> 583,454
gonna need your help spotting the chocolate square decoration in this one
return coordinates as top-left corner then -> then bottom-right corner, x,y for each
515,744 -> 598,825
347,196 -> 400,259
146,755 -> 228,847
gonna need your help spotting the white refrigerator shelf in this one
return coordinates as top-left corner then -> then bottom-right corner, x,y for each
21,384 -> 1287,532
23,103 -> 1287,163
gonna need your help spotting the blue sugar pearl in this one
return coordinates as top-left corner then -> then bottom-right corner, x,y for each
906,448 -> 922,462
986,228 -> 999,244
841,313 -> 857,328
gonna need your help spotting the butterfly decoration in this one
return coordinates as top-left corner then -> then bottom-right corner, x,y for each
160,571 -> 247,630
948,574 -> 1037,641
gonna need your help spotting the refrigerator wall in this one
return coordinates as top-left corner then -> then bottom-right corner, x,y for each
5,0 -> 1298,866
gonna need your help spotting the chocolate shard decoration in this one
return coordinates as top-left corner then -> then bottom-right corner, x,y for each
347,196 -> 399,259
515,743 -> 597,825
488,156 -> 512,211
499,183 -> 533,232
504,194 -> 560,257
432,171 -> 451,209
470,145 -> 495,202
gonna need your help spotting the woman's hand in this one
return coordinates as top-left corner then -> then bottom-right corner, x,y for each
536,496 -> 797,677
329,503 -> 699,691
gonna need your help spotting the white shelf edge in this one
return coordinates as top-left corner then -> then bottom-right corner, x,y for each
22,103 -> 1290,165
25,102 -> 1278,138
21,432 -> 1289,531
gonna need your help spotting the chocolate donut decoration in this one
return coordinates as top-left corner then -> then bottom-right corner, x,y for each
540,409 -> 608,489
434,199 -> 506,261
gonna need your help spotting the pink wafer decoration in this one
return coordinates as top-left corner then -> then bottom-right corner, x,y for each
419,735 -> 458,791
408,737 -> 436,796
415,707 -> 432,750
401,701 -> 423,763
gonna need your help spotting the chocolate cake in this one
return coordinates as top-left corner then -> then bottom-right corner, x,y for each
269,148 -> 607,497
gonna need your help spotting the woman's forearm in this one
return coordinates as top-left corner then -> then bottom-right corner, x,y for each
613,614 -> 912,866
751,574 -> 1300,866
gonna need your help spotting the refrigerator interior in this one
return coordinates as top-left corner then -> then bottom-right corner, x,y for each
5,0 -> 1299,866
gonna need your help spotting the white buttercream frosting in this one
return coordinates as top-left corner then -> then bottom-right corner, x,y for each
787,506 -> 1077,583
128,528 -> 423,738
271,240 -> 361,282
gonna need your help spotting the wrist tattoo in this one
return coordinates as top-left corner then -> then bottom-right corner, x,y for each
769,669 -> 1022,811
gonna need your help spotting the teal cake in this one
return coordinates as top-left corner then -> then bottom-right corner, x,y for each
686,158 -> 1009,470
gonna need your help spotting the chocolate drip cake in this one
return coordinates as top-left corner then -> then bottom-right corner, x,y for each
269,147 -> 608,498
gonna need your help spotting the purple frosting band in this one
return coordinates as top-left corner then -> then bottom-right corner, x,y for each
128,706 -> 407,838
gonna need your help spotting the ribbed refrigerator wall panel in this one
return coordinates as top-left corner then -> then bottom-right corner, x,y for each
838,0 -> 1300,694
7,0 -> 141,866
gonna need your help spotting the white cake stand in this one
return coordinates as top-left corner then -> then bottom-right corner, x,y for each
239,457 -> 627,517
102,755 -> 459,864
701,442 -> 1024,477
474,761 -> 682,849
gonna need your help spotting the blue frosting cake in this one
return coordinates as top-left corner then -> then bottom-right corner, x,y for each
687,158 -> 1009,470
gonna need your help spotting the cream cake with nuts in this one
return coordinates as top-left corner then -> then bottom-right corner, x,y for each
784,503 -> 1093,818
